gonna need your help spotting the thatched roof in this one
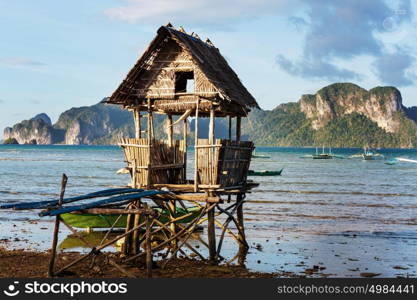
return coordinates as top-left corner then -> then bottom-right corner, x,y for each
107,25 -> 259,112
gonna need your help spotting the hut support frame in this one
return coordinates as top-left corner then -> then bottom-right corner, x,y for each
45,176 -> 251,277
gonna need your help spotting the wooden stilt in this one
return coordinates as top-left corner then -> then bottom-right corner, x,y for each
236,193 -> 247,250
48,173 -> 68,277
132,200 -> 141,255
169,199 -> 177,257
124,203 -> 135,255
207,196 -> 216,262
145,214 -> 152,277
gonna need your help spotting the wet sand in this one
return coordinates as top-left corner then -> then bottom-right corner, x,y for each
0,248 -> 281,278
1,220 -> 415,278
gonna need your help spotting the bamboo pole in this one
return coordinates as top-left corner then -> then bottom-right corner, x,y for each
194,97 -> 200,192
133,109 -> 141,139
167,114 -> 173,146
48,173 -> 68,277
236,116 -> 241,142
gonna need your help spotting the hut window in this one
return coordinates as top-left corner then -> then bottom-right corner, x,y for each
175,71 -> 194,93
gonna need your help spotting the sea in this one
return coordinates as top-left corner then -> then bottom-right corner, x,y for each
1,145 -> 416,277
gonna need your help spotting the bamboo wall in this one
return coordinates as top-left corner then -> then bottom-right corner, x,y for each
196,139 -> 254,187
120,138 -> 186,188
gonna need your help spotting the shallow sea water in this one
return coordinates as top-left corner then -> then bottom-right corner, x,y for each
1,145 -> 416,277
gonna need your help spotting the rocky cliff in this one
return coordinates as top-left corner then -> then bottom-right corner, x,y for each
3,83 -> 417,147
299,83 -> 404,133
242,83 -> 417,147
3,118 -> 59,144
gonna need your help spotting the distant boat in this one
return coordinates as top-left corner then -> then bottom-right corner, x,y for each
251,151 -> 270,159
361,147 -> 383,160
312,146 -> 333,159
248,168 -> 283,176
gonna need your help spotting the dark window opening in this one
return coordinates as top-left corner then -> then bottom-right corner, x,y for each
175,71 -> 194,93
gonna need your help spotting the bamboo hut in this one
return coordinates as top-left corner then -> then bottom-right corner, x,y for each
0,24 -> 261,278
106,23 -> 260,262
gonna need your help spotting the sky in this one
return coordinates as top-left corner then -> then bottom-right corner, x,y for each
1,0 -> 417,138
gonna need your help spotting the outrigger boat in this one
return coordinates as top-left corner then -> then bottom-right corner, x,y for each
361,147 -> 383,160
312,146 -> 333,159
248,168 -> 283,176
0,187 -> 202,230
60,205 -> 202,229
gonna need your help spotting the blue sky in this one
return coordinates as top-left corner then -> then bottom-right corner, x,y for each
1,0 -> 416,138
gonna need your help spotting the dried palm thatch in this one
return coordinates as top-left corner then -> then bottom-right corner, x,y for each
106,24 -> 259,116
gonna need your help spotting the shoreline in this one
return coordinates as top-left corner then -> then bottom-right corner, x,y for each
0,248 -> 285,278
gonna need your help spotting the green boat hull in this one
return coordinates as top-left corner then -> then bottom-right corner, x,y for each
312,154 -> 333,159
61,206 -> 202,229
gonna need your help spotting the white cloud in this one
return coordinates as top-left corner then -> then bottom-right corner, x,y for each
0,57 -> 45,67
104,0 -> 300,27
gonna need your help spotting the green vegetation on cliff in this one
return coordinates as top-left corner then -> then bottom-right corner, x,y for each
4,83 -> 417,147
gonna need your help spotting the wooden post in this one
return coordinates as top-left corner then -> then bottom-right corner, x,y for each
228,116 -> 232,140
236,193 -> 247,250
145,214 -> 152,278
48,173 -> 68,277
194,97 -> 200,192
132,200 -> 141,255
209,108 -> 215,144
124,204 -> 135,255
133,109 -> 141,139
209,107 -> 215,185
236,116 -> 241,142
183,119 -> 187,182
169,199 -> 177,256
207,199 -> 216,262
147,98 -> 152,188
167,114 -> 174,184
